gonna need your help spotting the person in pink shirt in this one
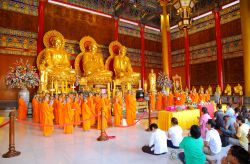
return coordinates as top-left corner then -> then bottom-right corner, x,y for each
199,107 -> 211,139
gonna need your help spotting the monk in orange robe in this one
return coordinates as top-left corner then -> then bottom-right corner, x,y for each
167,92 -> 174,106
58,96 -> 65,128
72,97 -> 81,126
155,92 -> 163,110
87,93 -> 95,126
174,92 -> 182,105
32,95 -> 39,123
97,95 -> 108,130
114,96 -> 123,126
125,91 -> 136,126
162,94 -> 167,110
104,94 -> 111,125
64,97 -> 74,134
199,93 -> 206,102
94,93 -> 102,124
82,99 -> 91,131
17,96 -> 28,121
149,93 -> 156,111
181,92 -> 186,105
205,91 -> 210,102
53,95 -> 59,124
43,97 -> 54,136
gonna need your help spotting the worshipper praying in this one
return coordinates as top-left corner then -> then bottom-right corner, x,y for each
167,117 -> 183,149
221,145 -> 250,164
229,115 -> 249,151
225,103 -> 235,119
199,107 -> 211,139
142,123 -> 168,155
203,119 -> 222,156
214,104 -> 225,129
178,125 -> 206,164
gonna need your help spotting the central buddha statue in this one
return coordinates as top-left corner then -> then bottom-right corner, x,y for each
113,46 -> 140,81
37,30 -> 75,93
82,43 -> 112,77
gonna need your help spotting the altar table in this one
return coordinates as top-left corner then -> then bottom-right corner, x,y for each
158,109 -> 200,131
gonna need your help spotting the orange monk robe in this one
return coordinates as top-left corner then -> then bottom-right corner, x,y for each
125,94 -> 136,126
194,93 -> 199,103
149,94 -> 156,111
32,98 -> 39,123
205,94 -> 210,102
199,94 -> 206,102
104,97 -> 111,124
58,101 -> 64,127
97,98 -> 108,130
64,102 -> 74,134
43,102 -> 54,136
17,98 -> 28,121
162,95 -> 167,110
53,99 -> 59,124
94,96 -> 102,122
72,101 -> 81,126
181,93 -> 186,105
81,102 -> 91,131
174,93 -> 182,106
155,93 -> 163,110
87,96 -> 96,125
114,97 -> 123,126
167,93 -> 174,106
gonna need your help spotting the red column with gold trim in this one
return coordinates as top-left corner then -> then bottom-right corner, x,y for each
214,9 -> 224,90
184,28 -> 190,89
114,17 -> 119,40
140,25 -> 145,89
37,0 -> 46,55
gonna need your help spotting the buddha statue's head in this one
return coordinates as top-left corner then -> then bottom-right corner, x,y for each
90,43 -> 98,54
49,36 -> 62,49
151,69 -> 154,73
119,46 -> 127,56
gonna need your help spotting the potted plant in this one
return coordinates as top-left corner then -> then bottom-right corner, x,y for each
156,72 -> 172,94
5,59 -> 39,105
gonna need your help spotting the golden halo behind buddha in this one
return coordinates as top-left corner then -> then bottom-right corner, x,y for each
79,36 -> 97,52
108,40 -> 122,57
43,30 -> 65,48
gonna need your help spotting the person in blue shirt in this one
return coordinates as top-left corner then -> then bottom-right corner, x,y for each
178,125 -> 206,164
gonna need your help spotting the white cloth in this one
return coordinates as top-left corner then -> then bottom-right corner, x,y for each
149,129 -> 168,154
205,128 -> 222,154
168,125 -> 183,147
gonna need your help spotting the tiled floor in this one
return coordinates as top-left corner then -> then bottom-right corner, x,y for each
0,118 -> 182,164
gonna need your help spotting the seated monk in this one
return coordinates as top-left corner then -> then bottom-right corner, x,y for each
82,43 -> 112,77
113,46 -> 140,80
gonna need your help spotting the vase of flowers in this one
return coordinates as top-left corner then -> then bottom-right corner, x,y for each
5,59 -> 39,105
156,72 -> 173,93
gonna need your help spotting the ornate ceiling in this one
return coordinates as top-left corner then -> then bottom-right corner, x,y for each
61,0 -> 236,27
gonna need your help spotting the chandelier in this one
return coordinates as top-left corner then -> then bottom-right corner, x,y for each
172,0 -> 197,29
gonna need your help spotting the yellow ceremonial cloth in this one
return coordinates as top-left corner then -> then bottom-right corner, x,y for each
43,103 -> 54,137
82,102 -> 91,131
158,109 -> 200,131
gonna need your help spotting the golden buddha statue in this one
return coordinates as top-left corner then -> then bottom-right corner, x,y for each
113,46 -> 140,82
206,85 -> 213,95
75,36 -> 112,85
37,30 -> 76,93
148,69 -> 156,93
215,85 -> 222,95
198,86 -> 204,94
234,83 -> 243,96
224,84 -> 232,96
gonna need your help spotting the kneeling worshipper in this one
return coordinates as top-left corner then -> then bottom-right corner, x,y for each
199,107 -> 211,139
221,145 -> 250,164
142,123 -> 168,155
43,96 -> 54,136
203,119 -> 222,156
17,95 -> 28,121
82,98 -> 91,131
167,117 -> 183,149
178,125 -> 206,164
229,115 -> 249,151
64,97 -> 75,134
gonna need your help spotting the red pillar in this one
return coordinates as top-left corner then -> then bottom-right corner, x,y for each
37,0 -> 46,55
114,17 -> 119,40
167,31 -> 172,77
140,25 -> 145,89
214,9 -> 224,90
184,28 -> 190,89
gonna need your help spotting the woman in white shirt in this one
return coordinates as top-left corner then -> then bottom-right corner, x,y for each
167,117 -> 183,149
142,123 -> 168,155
